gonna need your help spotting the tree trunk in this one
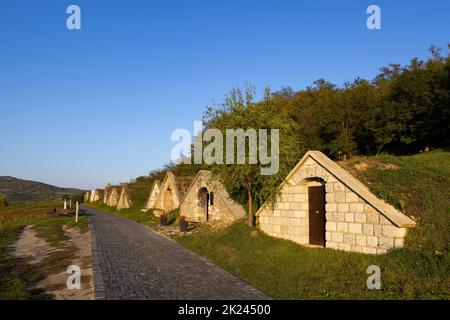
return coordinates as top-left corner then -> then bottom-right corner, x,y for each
245,177 -> 254,227
376,142 -> 386,157
247,188 -> 253,227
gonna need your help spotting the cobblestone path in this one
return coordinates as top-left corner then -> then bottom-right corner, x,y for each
83,206 -> 271,300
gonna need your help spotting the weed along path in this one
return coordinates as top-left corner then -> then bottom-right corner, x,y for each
83,206 -> 271,300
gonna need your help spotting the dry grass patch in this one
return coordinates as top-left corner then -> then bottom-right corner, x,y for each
0,201 -> 92,300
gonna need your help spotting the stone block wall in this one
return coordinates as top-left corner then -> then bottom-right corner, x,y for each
106,188 -> 119,207
180,187 -> 221,223
258,183 -> 310,245
145,184 -> 160,210
180,171 -> 246,224
257,156 -> 408,254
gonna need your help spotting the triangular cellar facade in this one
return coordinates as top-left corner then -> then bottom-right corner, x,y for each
256,151 -> 416,255
179,170 -> 246,224
84,191 -> 90,202
143,180 -> 161,211
90,189 -> 104,202
103,184 -> 112,203
152,171 -> 193,216
117,184 -> 133,210
105,186 -> 120,207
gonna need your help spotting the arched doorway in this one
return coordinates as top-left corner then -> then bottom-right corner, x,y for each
198,187 -> 209,221
164,188 -> 173,212
307,179 -> 326,246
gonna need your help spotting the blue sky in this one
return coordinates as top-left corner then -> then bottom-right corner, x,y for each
0,0 -> 449,190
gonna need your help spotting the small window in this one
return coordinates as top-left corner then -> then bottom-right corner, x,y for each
209,192 -> 214,206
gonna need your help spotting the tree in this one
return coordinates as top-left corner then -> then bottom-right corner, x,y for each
204,86 -> 304,226
383,47 -> 450,152
71,193 -> 85,204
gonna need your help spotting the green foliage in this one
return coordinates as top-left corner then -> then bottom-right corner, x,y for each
204,85 -> 304,224
290,46 -> 449,157
0,195 -> 7,208
343,150 -> 450,255
165,208 -> 180,224
69,193 -> 85,204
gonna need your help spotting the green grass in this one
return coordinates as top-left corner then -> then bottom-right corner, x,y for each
176,221 -> 449,299
88,151 -> 450,299
0,201 -> 89,299
342,151 -> 449,255
90,202 -> 160,228
128,181 -> 156,209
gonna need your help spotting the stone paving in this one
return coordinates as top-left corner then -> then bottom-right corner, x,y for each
83,206 -> 272,300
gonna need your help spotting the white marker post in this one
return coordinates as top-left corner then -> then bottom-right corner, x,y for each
75,201 -> 79,223
64,199 -> 67,210
69,199 -> 72,209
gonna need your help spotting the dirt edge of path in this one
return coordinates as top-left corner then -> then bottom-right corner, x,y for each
12,224 -> 93,300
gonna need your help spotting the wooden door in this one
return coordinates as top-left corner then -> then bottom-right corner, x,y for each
164,189 -> 173,212
198,188 -> 209,221
308,186 -> 326,246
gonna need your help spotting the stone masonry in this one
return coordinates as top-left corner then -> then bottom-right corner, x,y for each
257,151 -> 416,255
179,170 -> 246,224
105,186 -> 119,207
117,185 -> 132,210
143,180 -> 160,211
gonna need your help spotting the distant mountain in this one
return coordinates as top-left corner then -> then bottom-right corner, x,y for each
0,176 -> 86,203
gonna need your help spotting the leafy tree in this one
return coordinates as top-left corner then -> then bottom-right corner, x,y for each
71,193 -> 85,204
204,86 -> 304,226
383,47 -> 450,151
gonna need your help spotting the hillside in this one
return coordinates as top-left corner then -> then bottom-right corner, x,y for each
0,176 -> 85,204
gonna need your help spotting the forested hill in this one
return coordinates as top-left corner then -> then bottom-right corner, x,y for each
0,176 -> 85,204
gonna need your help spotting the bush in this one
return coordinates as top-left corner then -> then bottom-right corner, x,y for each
165,208 -> 180,224
0,195 -> 8,207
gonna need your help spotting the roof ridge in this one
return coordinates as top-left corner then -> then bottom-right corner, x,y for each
256,150 -> 416,228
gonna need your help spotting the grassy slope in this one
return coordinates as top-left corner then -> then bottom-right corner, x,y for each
0,201 -> 89,299
341,151 -> 449,255
176,151 -> 450,299
89,151 -> 450,299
